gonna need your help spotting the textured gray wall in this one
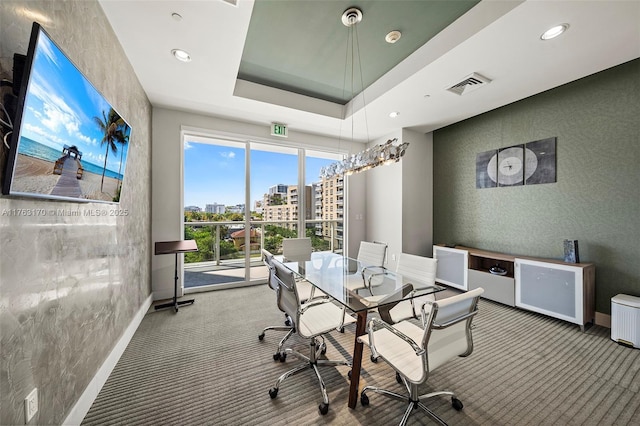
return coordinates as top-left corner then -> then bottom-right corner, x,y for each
0,1 -> 152,424
433,59 -> 639,315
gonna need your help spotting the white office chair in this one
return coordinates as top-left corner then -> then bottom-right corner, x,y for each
258,249 -> 294,361
357,287 -> 484,426
282,237 -> 312,262
282,237 -> 324,302
374,253 -> 438,324
268,258 -> 356,415
345,241 -> 387,294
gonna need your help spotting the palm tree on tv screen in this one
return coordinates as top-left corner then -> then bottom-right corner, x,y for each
116,130 -> 129,183
111,128 -> 129,202
93,108 -> 123,192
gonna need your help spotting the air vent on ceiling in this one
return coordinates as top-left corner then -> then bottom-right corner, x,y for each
447,72 -> 491,96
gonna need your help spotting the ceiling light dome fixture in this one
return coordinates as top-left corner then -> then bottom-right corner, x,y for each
320,7 -> 409,180
541,23 -> 569,40
171,48 -> 191,62
385,30 -> 402,44
341,7 -> 362,27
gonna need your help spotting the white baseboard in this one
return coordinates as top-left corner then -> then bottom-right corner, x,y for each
63,294 -> 153,425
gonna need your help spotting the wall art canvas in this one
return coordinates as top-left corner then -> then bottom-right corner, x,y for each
475,149 -> 498,188
497,145 -> 524,186
525,137 -> 557,185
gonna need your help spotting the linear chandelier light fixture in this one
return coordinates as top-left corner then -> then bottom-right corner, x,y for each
320,137 -> 409,178
320,7 -> 409,180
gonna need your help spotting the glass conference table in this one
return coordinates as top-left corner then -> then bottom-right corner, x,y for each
275,251 -> 445,409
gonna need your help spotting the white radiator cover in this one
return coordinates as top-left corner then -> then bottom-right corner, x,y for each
611,294 -> 640,349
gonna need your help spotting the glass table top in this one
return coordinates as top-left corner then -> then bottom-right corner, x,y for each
274,251 -> 445,313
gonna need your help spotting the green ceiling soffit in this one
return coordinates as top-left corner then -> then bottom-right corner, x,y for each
239,0 -> 480,105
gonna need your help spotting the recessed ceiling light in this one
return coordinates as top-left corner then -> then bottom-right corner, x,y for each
385,30 -> 402,44
389,111 -> 400,118
541,23 -> 569,40
171,49 -> 191,62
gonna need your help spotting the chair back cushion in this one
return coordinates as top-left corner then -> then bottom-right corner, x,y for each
426,287 -> 483,371
396,253 -> 437,289
381,254 -> 437,323
357,241 -> 387,267
282,238 -> 312,263
261,249 -> 277,291
272,258 -> 301,323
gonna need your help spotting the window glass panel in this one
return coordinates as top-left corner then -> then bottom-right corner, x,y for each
183,138 -> 247,287
182,138 -> 347,288
250,143 -> 298,279
305,150 -> 344,253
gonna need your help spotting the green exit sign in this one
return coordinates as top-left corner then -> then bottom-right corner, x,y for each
271,123 -> 288,137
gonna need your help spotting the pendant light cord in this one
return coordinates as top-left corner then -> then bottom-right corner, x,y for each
353,23 -> 370,146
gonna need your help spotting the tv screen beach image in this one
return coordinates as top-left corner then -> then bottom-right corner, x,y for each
7,25 -> 131,203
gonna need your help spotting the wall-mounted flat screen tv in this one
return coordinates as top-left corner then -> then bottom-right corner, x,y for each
2,22 -> 132,203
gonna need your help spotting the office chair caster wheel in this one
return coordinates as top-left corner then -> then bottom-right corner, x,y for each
279,352 -> 287,362
396,372 -> 402,384
360,392 -> 369,406
284,319 -> 291,326
269,388 -> 278,399
452,397 -> 463,411
338,327 -> 345,333
370,355 -> 378,363
319,403 -> 329,415
258,333 -> 265,341
273,352 -> 280,361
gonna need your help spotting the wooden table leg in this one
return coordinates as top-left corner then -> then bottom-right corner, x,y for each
348,310 -> 368,409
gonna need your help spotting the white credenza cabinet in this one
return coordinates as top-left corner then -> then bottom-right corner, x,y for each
433,245 -> 595,330
433,245 -> 468,291
515,258 -> 595,331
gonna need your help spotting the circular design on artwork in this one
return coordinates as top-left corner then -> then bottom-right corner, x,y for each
487,153 -> 498,183
524,147 -> 537,181
499,156 -> 522,176
498,146 -> 524,185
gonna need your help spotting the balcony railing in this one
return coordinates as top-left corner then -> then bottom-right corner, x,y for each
183,219 -> 344,288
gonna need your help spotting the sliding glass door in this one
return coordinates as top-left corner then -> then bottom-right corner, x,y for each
249,143 -> 299,281
183,134 -> 344,290
183,138 -> 248,289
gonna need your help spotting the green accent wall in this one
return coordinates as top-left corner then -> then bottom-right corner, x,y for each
433,59 -> 640,315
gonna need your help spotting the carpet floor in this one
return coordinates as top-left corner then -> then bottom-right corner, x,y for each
82,285 -> 640,425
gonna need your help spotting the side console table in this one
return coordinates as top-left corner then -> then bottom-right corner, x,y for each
434,245 -> 595,331
154,240 -> 198,312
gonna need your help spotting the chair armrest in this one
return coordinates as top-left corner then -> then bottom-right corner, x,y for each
361,265 -> 385,280
431,310 -> 478,329
299,296 -> 332,314
362,266 -> 387,295
366,317 -> 425,361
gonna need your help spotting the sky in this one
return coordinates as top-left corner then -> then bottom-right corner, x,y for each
183,141 -> 338,209
17,25 -> 130,175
